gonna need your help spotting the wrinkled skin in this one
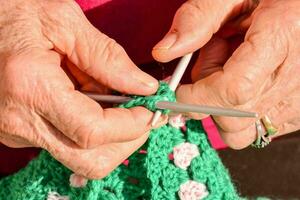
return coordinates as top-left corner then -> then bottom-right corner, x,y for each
0,0 -> 165,179
2,0 -> 300,180
153,0 -> 300,149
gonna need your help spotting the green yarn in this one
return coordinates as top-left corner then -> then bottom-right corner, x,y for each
0,121 -> 239,200
0,83 -> 245,200
119,81 -> 176,114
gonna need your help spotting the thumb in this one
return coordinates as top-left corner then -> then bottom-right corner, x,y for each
152,0 -> 242,62
41,1 -> 158,95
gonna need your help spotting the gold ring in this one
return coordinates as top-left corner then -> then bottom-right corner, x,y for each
252,116 -> 277,148
261,116 -> 278,136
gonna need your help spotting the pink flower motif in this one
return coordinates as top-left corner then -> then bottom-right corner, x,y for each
69,174 -> 88,188
168,114 -> 186,129
173,142 -> 200,170
178,180 -> 209,200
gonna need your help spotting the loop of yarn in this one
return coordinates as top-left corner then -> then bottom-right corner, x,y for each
119,81 -> 176,114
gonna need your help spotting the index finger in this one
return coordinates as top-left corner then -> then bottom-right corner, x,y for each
177,7 -> 288,106
152,0 -> 245,62
38,89 -> 155,149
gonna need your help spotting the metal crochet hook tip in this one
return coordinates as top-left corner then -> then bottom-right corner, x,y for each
156,101 -> 258,118
151,53 -> 193,126
83,93 -> 258,118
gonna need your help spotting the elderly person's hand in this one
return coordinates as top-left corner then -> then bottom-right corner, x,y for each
153,0 -> 300,149
0,0 -> 160,179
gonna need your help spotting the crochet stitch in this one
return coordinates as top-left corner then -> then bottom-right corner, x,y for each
119,81 -> 176,114
0,83 -> 240,200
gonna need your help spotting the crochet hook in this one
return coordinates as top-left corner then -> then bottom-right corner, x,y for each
151,53 -> 193,126
83,93 -> 258,118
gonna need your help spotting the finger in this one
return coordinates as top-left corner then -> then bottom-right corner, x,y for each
191,36 -> 230,82
42,2 -> 158,95
66,60 -> 110,94
78,132 -> 150,179
219,94 -> 300,149
152,0 -> 245,62
42,123 -> 150,179
38,87 -> 156,149
219,124 -> 256,149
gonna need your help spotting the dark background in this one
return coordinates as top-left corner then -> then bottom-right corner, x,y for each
220,132 -> 300,199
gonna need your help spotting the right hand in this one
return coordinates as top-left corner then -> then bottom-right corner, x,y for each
0,0 -> 160,179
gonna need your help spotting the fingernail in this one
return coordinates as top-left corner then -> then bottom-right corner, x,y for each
153,32 -> 177,50
142,79 -> 158,88
69,174 -> 88,188
135,74 -> 158,89
153,115 -> 168,129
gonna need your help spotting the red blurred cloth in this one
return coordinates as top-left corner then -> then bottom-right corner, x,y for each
0,145 -> 40,176
79,0 -> 186,64
0,0 -> 225,177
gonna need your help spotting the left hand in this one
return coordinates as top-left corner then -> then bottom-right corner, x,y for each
152,0 -> 300,149
0,0 -> 160,179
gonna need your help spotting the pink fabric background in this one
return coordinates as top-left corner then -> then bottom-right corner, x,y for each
0,0 -> 226,176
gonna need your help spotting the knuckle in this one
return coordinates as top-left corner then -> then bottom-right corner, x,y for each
178,0 -> 222,32
224,76 -> 255,106
178,84 -> 199,105
84,35 -> 126,80
255,1 -> 300,32
97,37 -> 124,67
72,121 -> 103,149
177,2 -> 208,36
180,1 -> 205,19
180,0 -> 216,19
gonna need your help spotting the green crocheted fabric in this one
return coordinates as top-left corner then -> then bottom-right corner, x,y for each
119,81 -> 176,114
0,82 -> 240,200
